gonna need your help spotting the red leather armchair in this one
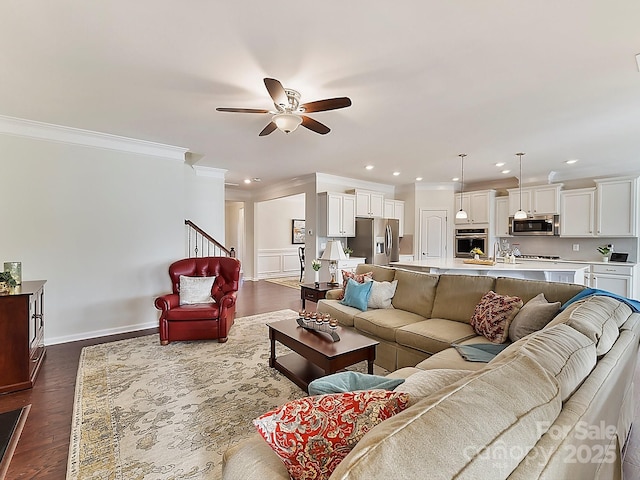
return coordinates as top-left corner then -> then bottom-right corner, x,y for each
154,256 -> 241,345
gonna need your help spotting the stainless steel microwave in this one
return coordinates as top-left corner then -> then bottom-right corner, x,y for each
509,215 -> 559,236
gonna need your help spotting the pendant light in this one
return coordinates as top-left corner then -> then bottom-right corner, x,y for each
514,152 -> 527,220
455,154 -> 468,220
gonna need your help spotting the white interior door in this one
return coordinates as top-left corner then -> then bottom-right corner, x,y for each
420,210 -> 447,259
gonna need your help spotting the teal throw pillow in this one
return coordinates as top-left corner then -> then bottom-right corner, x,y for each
308,371 -> 405,396
340,278 -> 373,311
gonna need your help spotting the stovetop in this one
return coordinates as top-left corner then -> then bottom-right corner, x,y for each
518,254 -> 561,260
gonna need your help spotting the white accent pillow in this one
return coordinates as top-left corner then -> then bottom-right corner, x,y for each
367,280 -> 398,309
179,275 -> 216,305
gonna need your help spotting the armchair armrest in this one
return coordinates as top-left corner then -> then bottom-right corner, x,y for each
154,293 -> 180,312
325,288 -> 344,300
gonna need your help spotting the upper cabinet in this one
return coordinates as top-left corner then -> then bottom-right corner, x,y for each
349,189 -> 384,217
454,189 -> 496,225
384,199 -> 405,237
595,176 -> 638,237
508,184 -> 562,216
494,196 -> 511,237
318,192 -> 356,237
560,188 -> 596,237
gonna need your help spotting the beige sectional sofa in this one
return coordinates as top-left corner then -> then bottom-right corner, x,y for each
223,265 -> 640,480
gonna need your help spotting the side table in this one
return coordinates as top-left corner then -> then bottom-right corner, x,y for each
300,282 -> 336,309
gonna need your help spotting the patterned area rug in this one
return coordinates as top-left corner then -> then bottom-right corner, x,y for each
264,277 -> 301,290
67,309 -> 377,480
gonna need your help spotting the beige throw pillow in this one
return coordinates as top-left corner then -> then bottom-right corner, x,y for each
508,293 -> 561,341
367,280 -> 398,309
179,275 -> 216,305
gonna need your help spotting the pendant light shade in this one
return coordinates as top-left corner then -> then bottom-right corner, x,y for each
514,152 -> 527,220
455,153 -> 468,220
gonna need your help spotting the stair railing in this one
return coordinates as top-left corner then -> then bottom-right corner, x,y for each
185,219 -> 236,258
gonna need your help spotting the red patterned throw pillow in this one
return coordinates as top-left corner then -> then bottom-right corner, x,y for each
337,270 -> 373,300
471,291 -> 523,343
254,390 -> 409,480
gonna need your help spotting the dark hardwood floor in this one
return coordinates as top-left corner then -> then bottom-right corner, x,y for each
1,279 -> 639,479
0,279 -> 301,479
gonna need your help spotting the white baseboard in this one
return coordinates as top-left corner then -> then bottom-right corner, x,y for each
45,320 -> 158,346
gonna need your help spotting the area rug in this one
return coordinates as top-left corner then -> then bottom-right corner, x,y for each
264,277 -> 301,290
67,309 -> 379,480
0,405 -> 30,480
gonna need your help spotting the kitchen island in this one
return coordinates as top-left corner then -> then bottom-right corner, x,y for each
391,258 -> 589,284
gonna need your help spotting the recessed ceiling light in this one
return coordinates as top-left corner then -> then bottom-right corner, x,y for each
243,179 -> 251,184
501,169 -> 511,174
365,165 -> 374,170
252,177 -> 262,182
565,159 -> 579,165
495,162 -> 505,167
452,177 -> 460,182
415,177 -> 423,181
393,171 -> 400,176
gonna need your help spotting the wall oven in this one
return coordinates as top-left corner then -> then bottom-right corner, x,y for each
455,228 -> 488,258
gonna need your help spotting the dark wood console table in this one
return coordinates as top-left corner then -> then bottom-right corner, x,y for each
0,280 -> 46,394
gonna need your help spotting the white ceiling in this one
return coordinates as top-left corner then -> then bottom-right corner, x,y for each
2,1 -> 640,190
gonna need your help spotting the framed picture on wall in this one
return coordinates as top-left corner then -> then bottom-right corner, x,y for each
292,219 -> 305,244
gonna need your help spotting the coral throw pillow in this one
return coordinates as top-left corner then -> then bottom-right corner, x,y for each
471,291 -> 523,343
337,270 -> 373,300
253,390 -> 409,480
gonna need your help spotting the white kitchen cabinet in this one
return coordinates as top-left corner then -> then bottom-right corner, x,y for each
595,176 -> 638,237
385,199 -> 405,236
454,189 -> 495,225
560,188 -> 596,237
350,189 -> 384,217
589,264 -> 634,298
318,192 -> 356,237
508,184 -> 561,217
494,196 -> 511,237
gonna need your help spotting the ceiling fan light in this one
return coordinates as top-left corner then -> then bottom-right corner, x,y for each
456,209 -> 468,220
273,113 -> 302,134
514,209 -> 528,220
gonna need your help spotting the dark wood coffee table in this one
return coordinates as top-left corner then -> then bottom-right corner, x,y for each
268,318 -> 379,393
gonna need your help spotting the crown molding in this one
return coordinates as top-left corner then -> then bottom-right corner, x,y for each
193,165 -> 227,178
0,115 -> 188,161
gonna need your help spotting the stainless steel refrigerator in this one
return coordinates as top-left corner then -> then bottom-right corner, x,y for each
350,218 -> 400,265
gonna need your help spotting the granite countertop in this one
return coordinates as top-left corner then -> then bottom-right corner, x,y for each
391,259 -> 591,272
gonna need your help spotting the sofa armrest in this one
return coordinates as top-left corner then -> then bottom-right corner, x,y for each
325,288 -> 344,300
154,293 -> 180,312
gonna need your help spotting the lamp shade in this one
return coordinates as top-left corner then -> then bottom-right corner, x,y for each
273,113 -> 302,133
321,240 -> 347,261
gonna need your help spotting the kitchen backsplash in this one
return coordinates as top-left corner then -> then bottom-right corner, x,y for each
495,236 -> 638,263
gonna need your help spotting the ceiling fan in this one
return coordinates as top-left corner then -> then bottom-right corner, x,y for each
216,78 -> 351,136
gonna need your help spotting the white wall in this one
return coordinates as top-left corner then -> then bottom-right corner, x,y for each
0,131 -> 224,344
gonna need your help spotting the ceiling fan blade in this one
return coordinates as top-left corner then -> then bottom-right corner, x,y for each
259,122 -> 277,136
301,116 -> 330,135
216,107 -> 270,114
264,78 -> 288,108
300,97 -> 352,113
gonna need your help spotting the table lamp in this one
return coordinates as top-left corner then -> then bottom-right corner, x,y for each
321,240 -> 347,286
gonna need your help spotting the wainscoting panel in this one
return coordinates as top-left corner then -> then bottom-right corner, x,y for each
257,248 -> 302,279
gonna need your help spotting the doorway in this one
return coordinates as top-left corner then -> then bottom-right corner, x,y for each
419,210 -> 448,260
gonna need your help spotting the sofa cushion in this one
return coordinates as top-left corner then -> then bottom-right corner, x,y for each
470,291 -> 523,343
253,390 -> 409,480
354,309 -> 426,343
393,369 -> 472,406
340,278 -> 373,311
317,299 -> 360,327
396,318 -> 477,355
494,276 -> 586,305
493,323 -> 596,402
508,293 -> 561,341
330,353 -> 562,480
430,275 -> 496,323
546,296 -> 621,356
390,269 -> 439,318
367,280 -> 398,309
